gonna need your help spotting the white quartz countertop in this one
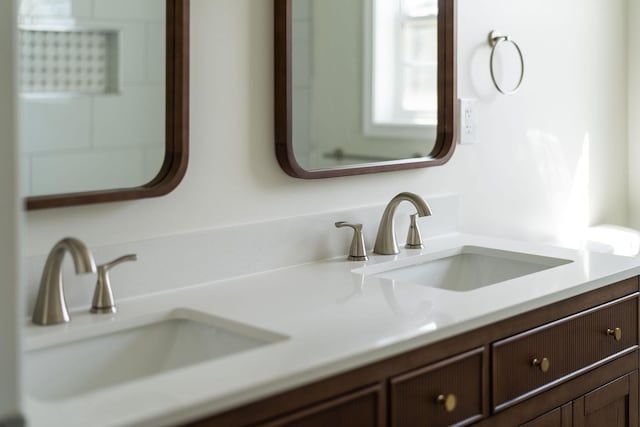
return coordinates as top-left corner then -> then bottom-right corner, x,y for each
23,233 -> 640,427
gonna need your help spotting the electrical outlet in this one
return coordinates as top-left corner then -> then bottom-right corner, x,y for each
459,98 -> 478,144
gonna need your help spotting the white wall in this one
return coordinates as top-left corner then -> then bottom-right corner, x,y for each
24,0 -> 629,256
0,0 -> 23,423
629,0 -> 640,227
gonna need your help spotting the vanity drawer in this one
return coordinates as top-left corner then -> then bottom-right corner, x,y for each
389,347 -> 485,427
256,384 -> 385,427
492,293 -> 639,411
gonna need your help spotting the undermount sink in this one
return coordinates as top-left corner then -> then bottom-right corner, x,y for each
25,310 -> 287,401
356,246 -> 572,292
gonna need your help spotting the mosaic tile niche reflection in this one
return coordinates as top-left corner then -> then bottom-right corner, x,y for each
19,29 -> 118,94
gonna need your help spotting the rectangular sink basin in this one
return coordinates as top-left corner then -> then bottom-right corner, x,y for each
25,310 -> 287,401
358,246 -> 572,292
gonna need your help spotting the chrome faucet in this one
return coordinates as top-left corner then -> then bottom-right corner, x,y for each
373,192 -> 432,255
32,237 -> 97,326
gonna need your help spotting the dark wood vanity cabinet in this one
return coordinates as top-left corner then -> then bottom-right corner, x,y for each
520,404 -> 573,427
186,277 -> 640,427
255,384 -> 386,427
477,288 -> 639,427
513,371 -> 638,427
389,347 -> 485,427
573,371 -> 638,427
492,294 -> 638,411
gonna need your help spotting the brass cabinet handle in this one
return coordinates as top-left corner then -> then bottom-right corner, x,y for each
436,394 -> 457,412
532,357 -> 550,373
607,327 -> 622,341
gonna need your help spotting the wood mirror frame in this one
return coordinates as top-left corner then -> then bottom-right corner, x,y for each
26,0 -> 189,210
274,0 -> 456,178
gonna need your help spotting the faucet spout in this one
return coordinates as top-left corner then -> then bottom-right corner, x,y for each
32,238 -> 96,326
373,192 -> 432,255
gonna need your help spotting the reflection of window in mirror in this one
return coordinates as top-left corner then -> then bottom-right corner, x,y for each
365,0 -> 437,140
277,0 -> 454,177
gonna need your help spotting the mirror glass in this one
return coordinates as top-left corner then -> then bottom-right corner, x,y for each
18,0 -> 188,209
275,0 -> 454,177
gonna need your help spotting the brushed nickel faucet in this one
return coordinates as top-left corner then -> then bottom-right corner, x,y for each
374,192 -> 432,255
91,254 -> 137,314
32,237 -> 97,326
335,222 -> 368,261
405,213 -> 424,250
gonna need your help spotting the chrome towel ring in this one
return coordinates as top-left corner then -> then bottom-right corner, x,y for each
488,30 -> 524,95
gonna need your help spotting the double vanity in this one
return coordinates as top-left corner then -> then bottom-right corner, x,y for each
22,198 -> 640,426
14,0 -> 637,425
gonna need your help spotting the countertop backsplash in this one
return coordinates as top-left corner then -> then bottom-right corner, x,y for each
23,194 -> 459,315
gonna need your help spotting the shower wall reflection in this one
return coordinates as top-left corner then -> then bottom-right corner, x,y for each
19,0 -> 166,196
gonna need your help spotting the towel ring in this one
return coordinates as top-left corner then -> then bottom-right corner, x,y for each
488,30 -> 524,95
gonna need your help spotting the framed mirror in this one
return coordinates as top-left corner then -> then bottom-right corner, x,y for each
20,0 -> 189,210
275,0 -> 455,178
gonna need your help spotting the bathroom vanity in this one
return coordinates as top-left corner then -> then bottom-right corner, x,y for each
188,276 -> 639,427
22,228 -> 640,427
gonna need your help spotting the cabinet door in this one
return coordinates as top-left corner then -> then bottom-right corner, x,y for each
519,404 -> 572,427
572,371 -> 638,427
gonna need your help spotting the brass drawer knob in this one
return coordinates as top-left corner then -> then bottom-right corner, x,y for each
607,327 -> 622,341
532,357 -> 550,373
436,394 -> 457,412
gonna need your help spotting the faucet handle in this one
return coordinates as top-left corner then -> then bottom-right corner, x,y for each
90,254 -> 137,314
405,213 -> 424,249
32,237 -> 97,326
335,222 -> 369,261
